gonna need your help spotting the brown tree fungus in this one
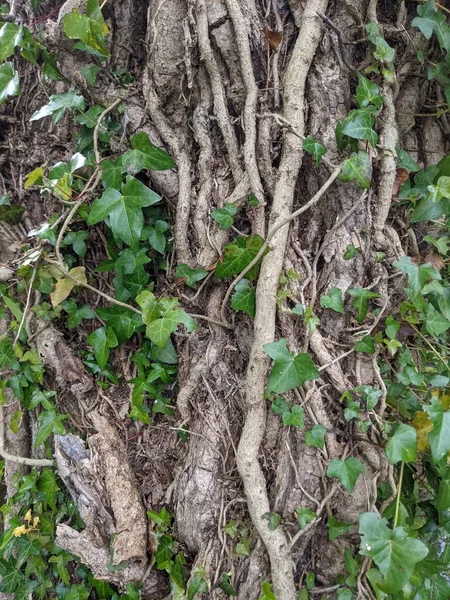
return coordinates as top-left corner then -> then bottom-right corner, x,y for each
237,3 -> 329,599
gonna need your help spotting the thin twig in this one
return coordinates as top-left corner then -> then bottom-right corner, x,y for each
14,266 -> 37,345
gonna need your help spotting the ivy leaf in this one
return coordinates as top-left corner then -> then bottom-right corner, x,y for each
147,220 -> 169,254
37,468 -> 60,511
305,424 -> 327,448
425,304 -> 450,336
81,64 -> 101,85
282,405 -> 304,428
326,457 -> 364,492
0,62 -> 19,104
143,301 -> 197,348
101,157 -> 126,189
211,204 -> 238,229
343,244 -> 361,260
95,306 -> 142,344
412,0 -> 448,46
355,74 -> 383,109
87,326 -> 118,369
295,507 -> 317,530
50,266 -> 87,307
436,470 -> 450,511
262,512 -> 281,531
122,132 -> 175,173
129,386 -> 151,425
354,335 -> 375,353
359,512 -> 429,593
264,338 -> 320,394
424,397 -> 450,461
385,424 -> 417,464
393,256 -> 441,294
63,0 -> 109,57
231,279 -> 256,317
348,286 -> 380,323
175,264 -> 208,288
30,90 -> 85,125
338,151 -> 372,189
271,397 -> 289,415
215,234 -> 266,280
303,135 -> 327,165
342,109 -> 378,146
0,23 -> 22,62
327,515 -> 355,541
320,287 -> 344,313
35,410 -> 67,447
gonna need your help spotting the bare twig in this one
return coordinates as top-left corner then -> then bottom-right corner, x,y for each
14,266 -> 37,345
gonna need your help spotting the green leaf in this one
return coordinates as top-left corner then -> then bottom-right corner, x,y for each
355,335 -> 375,353
211,204 -> 238,229
215,234 -> 266,280
81,64 -> 101,85
35,410 -> 67,447
2,295 -> 23,321
385,424 -> 417,464
147,220 -> 169,254
327,515 -> 354,541
424,397 -> 450,461
393,256 -> 441,294
374,37 -> 395,64
231,279 -> 256,317
355,75 -> 383,109
412,0 -> 450,51
344,401 -> 361,421
37,468 -> 60,510
63,0 -> 109,57
263,338 -> 320,394
262,512 -> 281,531
259,582 -> 276,600
122,132 -> 175,173
305,424 -> 327,448
348,286 -> 380,323
9,410 -> 22,434
436,470 -> 450,511
0,62 -> 19,104
343,244 -> 361,260
219,573 -> 238,597
326,457 -> 364,492
0,23 -> 22,62
295,506 -> 317,530
87,326 -> 118,369
175,264 -> 208,288
129,386 -> 151,425
101,157 -> 126,189
320,287 -> 344,313
282,405 -> 304,428
0,338 -> 20,370
30,90 -> 85,124
425,304 -> 450,336
342,109 -> 378,146
303,135 -> 327,165
338,151 -> 372,189
95,307 -> 142,344
396,146 -> 420,172
271,397 -> 289,415
359,512 -> 429,593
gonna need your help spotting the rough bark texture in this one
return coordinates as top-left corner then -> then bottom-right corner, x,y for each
0,0 -> 445,597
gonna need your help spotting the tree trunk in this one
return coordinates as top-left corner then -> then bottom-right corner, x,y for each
0,0 -> 443,598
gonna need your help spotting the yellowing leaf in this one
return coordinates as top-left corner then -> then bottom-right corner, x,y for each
24,167 -> 44,189
13,525 -> 28,537
68,266 -> 87,284
24,509 -> 32,523
32,516 -> 40,528
50,278 -> 74,307
412,411 -> 432,452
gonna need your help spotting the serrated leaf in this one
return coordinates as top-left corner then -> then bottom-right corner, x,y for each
295,507 -> 317,530
359,512 -> 428,593
122,132 -> 175,173
424,397 -> 450,461
264,338 -> 320,394
327,515 -> 354,541
320,287 -> 344,313
303,135 -> 327,165
0,62 -> 19,104
385,424 -> 417,464
30,90 -> 85,123
211,204 -> 238,229
305,424 -> 327,448
339,151 -> 372,189
393,256 -> 441,294
326,457 -> 364,492
175,264 -> 208,288
215,234 -> 266,279
87,326 -> 118,369
231,279 -> 256,317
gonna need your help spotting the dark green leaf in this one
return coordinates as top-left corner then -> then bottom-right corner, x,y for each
338,151 -> 372,189
0,62 -> 19,104
343,244 -> 361,260
231,279 -> 256,317
326,457 -> 364,492
355,75 -> 383,109
282,405 -> 304,428
261,512 -> 281,531
175,264 -> 208,288
342,109 -> 378,146
122,132 -> 175,173
101,157 -> 126,189
30,90 -> 84,124
211,204 -> 238,229
81,64 -> 101,86
0,23 -> 22,62
348,286 -> 380,323
320,287 -> 344,313
35,410 -> 67,447
295,506 -> 317,530
424,397 -> 450,462
303,135 -> 327,165
95,307 -> 142,344
305,424 -> 327,448
354,335 -> 375,353
386,424 -> 417,464
393,256 -> 441,295
87,326 -> 118,369
327,515 -> 354,541
264,338 -> 320,394
215,234 -> 266,280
